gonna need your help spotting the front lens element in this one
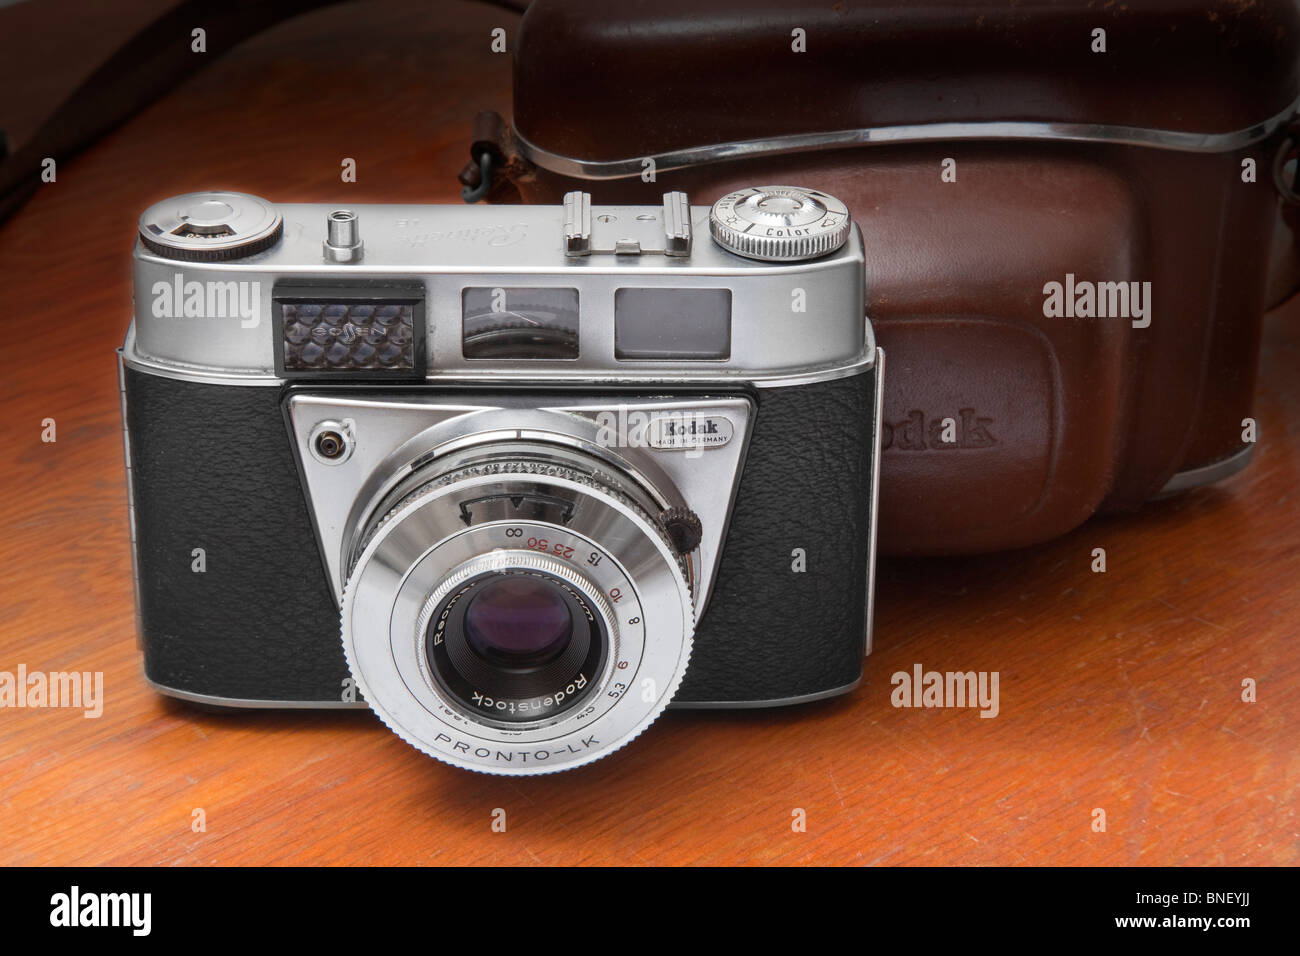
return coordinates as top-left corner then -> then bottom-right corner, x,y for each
426,568 -> 605,725
464,575 -> 573,668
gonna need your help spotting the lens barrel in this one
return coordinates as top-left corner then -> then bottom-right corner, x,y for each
340,442 -> 694,775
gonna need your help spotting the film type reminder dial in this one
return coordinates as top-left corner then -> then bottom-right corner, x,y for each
708,185 -> 851,262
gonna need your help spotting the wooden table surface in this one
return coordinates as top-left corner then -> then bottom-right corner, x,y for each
1,1 -> 1296,866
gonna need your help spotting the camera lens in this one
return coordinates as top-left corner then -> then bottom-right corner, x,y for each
463,576 -> 573,668
340,443 -> 695,773
426,569 -> 605,724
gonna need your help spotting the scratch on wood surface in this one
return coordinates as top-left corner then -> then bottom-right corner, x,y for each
1156,596 -> 1229,632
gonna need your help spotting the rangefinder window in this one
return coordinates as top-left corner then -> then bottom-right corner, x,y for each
462,286 -> 579,359
274,283 -> 425,378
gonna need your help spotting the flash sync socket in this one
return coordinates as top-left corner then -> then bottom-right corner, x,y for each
308,420 -> 354,464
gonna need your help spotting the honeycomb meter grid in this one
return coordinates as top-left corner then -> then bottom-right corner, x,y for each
277,296 -> 421,375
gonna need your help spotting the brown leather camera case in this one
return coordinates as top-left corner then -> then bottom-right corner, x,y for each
478,0 -> 1300,554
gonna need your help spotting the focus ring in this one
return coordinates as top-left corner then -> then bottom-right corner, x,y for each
355,457 -> 692,600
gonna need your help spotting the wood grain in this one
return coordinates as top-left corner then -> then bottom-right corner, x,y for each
0,0 -> 1296,866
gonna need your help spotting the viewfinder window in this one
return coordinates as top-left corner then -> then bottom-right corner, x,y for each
614,288 -> 731,360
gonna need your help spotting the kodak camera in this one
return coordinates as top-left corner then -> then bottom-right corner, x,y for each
119,186 -> 883,774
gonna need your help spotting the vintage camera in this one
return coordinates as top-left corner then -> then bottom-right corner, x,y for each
119,186 -> 882,774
